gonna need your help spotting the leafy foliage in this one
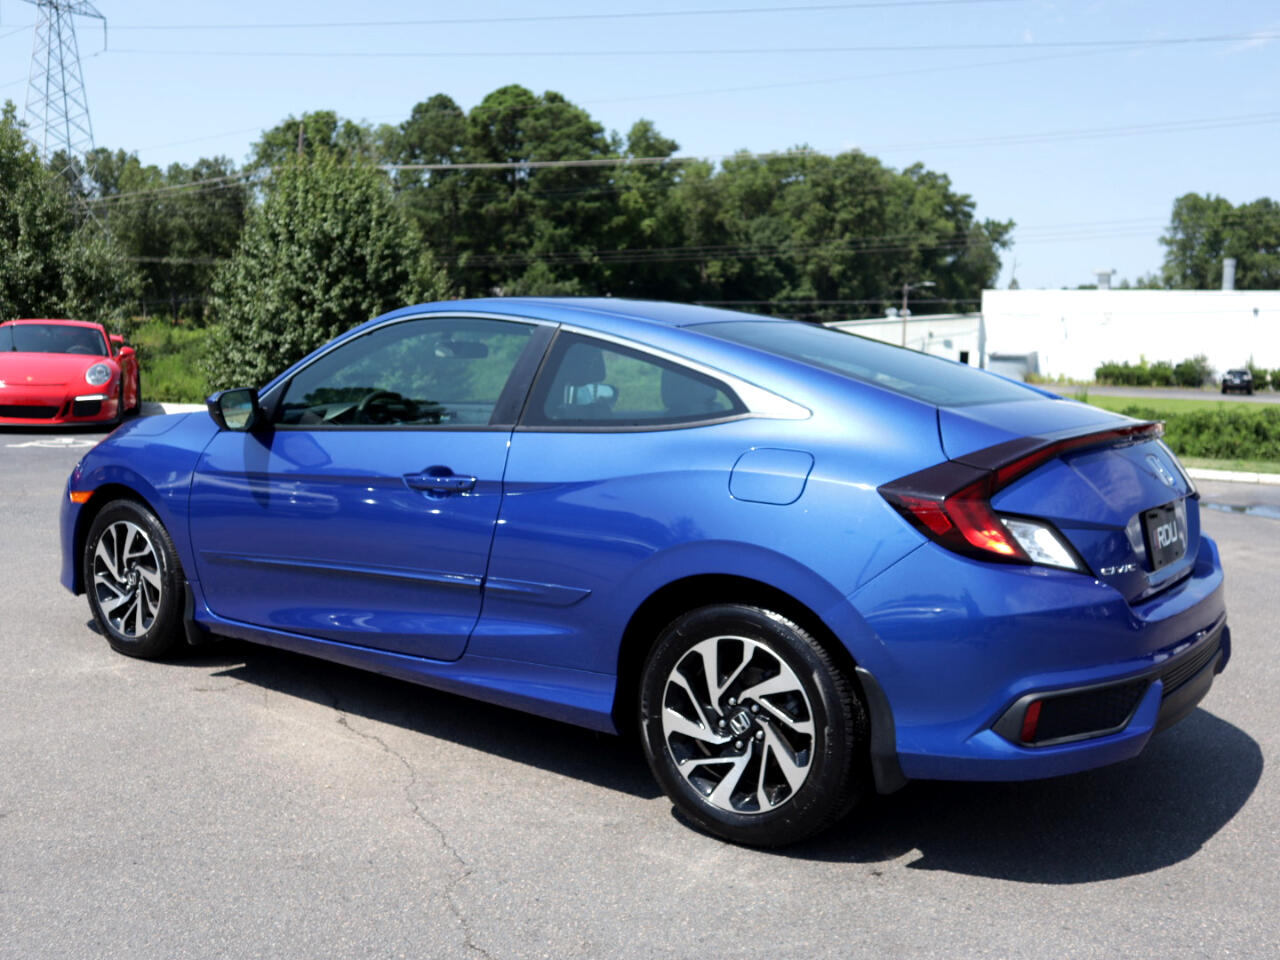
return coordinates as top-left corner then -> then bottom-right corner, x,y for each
0,101 -> 139,325
1160,192 -> 1280,289
86,148 -> 249,320
205,151 -> 451,389
1119,405 -> 1280,461
1095,355 -> 1213,387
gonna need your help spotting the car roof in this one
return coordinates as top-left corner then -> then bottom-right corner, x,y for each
381,297 -> 788,331
3,318 -> 104,330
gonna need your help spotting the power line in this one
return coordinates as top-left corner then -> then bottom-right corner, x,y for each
104,33 -> 1280,59
99,1 -> 1027,32
583,49 -> 1104,105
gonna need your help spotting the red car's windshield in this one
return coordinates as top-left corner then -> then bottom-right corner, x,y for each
0,323 -> 107,356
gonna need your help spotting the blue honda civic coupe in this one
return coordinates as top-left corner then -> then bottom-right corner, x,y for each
59,298 -> 1229,845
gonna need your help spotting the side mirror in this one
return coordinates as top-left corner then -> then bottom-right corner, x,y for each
207,387 -> 262,431
108,333 -> 125,356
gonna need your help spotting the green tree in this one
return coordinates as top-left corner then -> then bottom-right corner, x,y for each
205,151 -> 450,389
86,148 -> 249,320
1161,192 -> 1280,289
250,110 -> 386,170
0,101 -> 138,323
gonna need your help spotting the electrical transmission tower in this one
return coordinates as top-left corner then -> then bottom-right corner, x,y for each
20,1 -> 106,188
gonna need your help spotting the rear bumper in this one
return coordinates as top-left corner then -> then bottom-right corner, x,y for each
851,532 -> 1227,783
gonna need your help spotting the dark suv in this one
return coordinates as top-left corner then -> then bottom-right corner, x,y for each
1221,369 -> 1254,395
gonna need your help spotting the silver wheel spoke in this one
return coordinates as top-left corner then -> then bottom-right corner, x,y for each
664,708 -> 729,746
138,566 -> 161,591
756,698 -> 815,737
761,724 -> 809,793
668,672 -> 717,733
706,755 -> 752,809
94,539 -> 121,583
691,636 -> 751,710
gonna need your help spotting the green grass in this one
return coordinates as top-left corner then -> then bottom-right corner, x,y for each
126,320 -> 211,404
1073,393 -> 1274,416
1179,456 -> 1280,475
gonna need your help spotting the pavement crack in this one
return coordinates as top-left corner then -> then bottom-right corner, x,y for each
327,694 -> 492,960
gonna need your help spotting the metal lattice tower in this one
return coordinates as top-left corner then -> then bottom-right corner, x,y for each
20,1 -> 106,186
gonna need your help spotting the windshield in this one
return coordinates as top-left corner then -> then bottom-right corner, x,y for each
697,319 -> 1041,407
0,323 -> 107,356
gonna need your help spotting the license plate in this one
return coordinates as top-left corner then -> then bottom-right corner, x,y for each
1142,501 -> 1186,571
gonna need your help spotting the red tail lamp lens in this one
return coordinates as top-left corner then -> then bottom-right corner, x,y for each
1020,700 -> 1043,743
878,421 -> 1162,566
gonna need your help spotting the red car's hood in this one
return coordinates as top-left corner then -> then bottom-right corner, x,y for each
0,351 -> 109,387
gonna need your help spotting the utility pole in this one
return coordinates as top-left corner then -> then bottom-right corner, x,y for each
19,1 -> 106,192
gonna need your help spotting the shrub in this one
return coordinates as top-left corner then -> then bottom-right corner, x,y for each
125,318 -> 212,403
1271,369 -> 1280,391
1118,405 -> 1280,461
1173,354 -> 1213,388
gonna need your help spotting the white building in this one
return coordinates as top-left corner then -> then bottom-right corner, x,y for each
980,289 -> 1280,381
828,291 -> 1280,382
826,313 -> 983,366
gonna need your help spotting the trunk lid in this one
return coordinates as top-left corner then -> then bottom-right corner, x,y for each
941,398 -> 1198,604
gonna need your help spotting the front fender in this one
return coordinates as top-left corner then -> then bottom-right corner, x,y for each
61,413 -> 219,593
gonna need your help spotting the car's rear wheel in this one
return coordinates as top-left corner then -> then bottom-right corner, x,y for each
639,604 -> 868,846
84,499 -> 186,659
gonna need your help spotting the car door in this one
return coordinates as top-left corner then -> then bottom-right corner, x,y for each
189,313 -> 550,662
472,330 -> 757,672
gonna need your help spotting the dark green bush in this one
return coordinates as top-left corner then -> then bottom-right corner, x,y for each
1173,354 -> 1213,388
1118,405 -> 1280,461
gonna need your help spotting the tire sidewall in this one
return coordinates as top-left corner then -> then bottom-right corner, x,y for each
639,604 -> 863,846
84,499 -> 185,658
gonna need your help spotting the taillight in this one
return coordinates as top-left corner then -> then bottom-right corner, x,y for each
878,421 -> 1163,571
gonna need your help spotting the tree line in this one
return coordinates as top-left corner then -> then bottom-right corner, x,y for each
2,85 -> 1276,388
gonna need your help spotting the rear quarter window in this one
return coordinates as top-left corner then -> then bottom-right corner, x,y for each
698,320 -> 1041,407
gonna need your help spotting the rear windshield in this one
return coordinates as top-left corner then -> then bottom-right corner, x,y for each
0,323 -> 107,356
697,320 -> 1039,407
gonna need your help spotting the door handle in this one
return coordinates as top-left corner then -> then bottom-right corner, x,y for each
403,468 -> 477,496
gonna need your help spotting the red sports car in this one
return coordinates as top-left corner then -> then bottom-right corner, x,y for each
0,319 -> 140,426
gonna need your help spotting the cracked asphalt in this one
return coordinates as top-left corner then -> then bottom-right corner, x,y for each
2,425 -> 1278,959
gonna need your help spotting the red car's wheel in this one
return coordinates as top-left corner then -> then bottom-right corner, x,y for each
127,371 -> 141,416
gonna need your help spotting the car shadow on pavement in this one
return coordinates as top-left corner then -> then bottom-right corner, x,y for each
781,707 -> 1262,882
173,638 -> 664,801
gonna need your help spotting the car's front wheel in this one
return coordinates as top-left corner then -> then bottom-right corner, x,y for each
84,499 -> 186,659
639,604 -> 868,846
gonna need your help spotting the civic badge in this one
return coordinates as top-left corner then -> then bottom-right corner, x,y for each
1146,454 -> 1176,487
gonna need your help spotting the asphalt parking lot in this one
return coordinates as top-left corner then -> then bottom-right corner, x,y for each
2,422 -> 1277,959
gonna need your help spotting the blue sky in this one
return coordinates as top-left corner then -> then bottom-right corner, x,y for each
1,0 -> 1276,291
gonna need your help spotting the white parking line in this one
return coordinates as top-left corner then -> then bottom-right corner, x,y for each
5,437 -> 98,449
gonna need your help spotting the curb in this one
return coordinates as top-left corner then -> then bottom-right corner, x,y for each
1187,467 -> 1280,486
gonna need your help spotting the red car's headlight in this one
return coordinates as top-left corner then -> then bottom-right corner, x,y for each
85,363 -> 112,387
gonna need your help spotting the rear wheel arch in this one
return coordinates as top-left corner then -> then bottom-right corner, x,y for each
613,574 -> 862,736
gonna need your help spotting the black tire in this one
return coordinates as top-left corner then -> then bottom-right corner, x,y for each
127,371 -> 141,415
639,604 -> 868,847
83,499 -> 187,659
